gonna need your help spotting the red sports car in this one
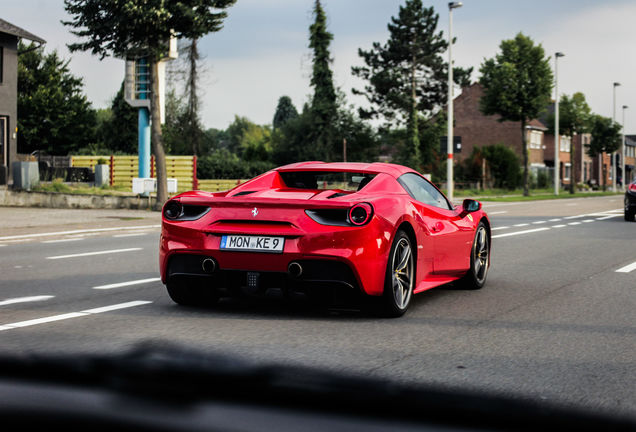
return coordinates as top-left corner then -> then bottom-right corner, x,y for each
159,162 -> 491,316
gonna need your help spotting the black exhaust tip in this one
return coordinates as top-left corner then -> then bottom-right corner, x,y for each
288,261 -> 303,278
202,258 -> 217,274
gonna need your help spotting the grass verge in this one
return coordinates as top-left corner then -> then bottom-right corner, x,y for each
32,179 -> 131,196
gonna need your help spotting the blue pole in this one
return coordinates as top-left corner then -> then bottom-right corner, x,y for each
137,57 -> 150,179
138,107 -> 150,178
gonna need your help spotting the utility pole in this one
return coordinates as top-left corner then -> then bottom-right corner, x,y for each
612,82 -> 620,191
447,2 -> 463,203
554,52 -> 564,195
622,105 -> 628,189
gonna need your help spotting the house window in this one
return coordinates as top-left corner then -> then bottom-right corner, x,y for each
0,46 -> 3,83
564,163 -> 571,181
559,136 -> 571,152
0,116 -> 7,166
529,130 -> 542,149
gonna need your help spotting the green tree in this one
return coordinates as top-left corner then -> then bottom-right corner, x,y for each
182,38 -> 204,156
17,42 -> 96,155
225,115 -> 254,154
273,96 -> 299,130
588,114 -> 621,190
162,88 -> 188,154
547,92 -> 592,193
479,32 -> 553,196
482,144 -> 522,189
63,0 -> 236,208
352,0 -> 471,169
309,0 -> 337,129
239,122 -> 272,162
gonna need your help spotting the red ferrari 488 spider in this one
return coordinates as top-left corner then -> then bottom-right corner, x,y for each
159,162 -> 490,316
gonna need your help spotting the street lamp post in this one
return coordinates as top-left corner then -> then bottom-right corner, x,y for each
447,1 -> 462,203
622,105 -> 628,189
554,52 -> 564,195
612,82 -> 620,192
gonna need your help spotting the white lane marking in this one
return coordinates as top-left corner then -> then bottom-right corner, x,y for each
568,222 -> 582,226
549,218 -> 562,222
46,248 -> 142,260
565,203 -> 579,206
616,262 -> 636,273
532,221 -> 547,224
491,226 -> 510,231
112,233 -> 148,238
513,223 -> 530,227
582,219 -> 594,223
596,215 -> 621,220
93,277 -> 161,290
0,301 -> 152,331
0,295 -> 54,307
81,301 -> 153,314
487,211 -> 508,215
41,238 -> 85,244
0,225 -> 160,241
552,225 -> 566,228
492,228 -> 550,239
564,215 -> 584,220
0,238 -> 34,244
1,312 -> 88,329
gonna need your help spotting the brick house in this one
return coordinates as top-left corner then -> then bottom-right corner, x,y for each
0,18 -> 45,184
452,83 -> 548,179
543,133 -> 596,187
451,83 -> 608,188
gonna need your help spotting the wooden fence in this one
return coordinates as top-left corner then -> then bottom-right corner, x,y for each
71,155 -> 197,193
71,155 -> 246,193
196,179 -> 247,192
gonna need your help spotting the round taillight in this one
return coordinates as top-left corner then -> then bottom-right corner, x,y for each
630,183 -> 636,192
164,200 -> 183,220
349,203 -> 373,226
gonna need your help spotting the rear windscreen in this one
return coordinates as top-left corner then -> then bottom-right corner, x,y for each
279,171 -> 376,191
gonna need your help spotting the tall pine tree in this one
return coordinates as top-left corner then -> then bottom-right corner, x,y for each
308,0 -> 337,160
184,39 -> 204,156
352,0 -> 471,168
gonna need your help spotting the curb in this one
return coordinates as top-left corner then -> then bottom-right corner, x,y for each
0,188 -> 158,211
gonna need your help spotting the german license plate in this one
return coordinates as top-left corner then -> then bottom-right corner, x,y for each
220,235 -> 285,253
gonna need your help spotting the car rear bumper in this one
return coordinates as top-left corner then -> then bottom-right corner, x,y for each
165,253 -> 363,303
159,219 -> 393,296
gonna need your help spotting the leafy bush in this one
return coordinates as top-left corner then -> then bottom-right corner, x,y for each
197,149 -> 274,179
481,144 -> 522,189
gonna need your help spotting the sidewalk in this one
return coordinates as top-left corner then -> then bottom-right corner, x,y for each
0,206 -> 161,238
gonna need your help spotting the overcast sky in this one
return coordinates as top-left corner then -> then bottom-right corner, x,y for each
4,0 -> 636,133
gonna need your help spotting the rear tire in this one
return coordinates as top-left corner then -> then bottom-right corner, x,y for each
625,198 -> 635,221
381,230 -> 414,318
457,222 -> 490,290
166,277 -> 219,307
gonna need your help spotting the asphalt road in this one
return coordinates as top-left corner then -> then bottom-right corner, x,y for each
0,196 -> 634,420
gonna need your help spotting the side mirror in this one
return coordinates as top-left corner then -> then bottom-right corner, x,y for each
462,199 -> 481,213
